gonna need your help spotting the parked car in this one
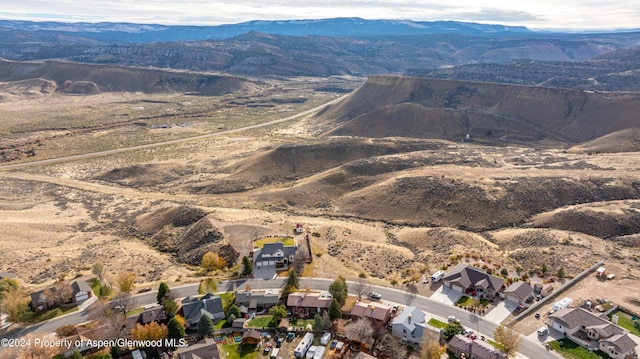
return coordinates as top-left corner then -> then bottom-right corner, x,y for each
463,329 -> 473,337
535,312 -> 541,319
329,340 -> 337,350
537,326 -> 548,336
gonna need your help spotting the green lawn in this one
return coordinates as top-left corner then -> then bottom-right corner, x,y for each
289,318 -> 315,328
90,279 -> 101,297
253,237 -> 295,248
247,315 -> 275,328
609,309 -> 640,336
27,305 -> 79,324
428,318 -> 447,329
219,343 -> 260,359
126,307 -> 144,317
456,296 -> 491,307
214,319 -> 229,330
548,339 -> 613,359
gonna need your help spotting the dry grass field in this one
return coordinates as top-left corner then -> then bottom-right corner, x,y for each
0,74 -> 639,317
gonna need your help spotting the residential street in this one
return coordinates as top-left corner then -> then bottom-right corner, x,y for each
2,277 -> 560,359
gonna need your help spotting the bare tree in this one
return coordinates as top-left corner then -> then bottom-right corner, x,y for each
420,331 -> 446,359
493,325 -> 523,357
89,299 -> 129,339
346,317 -> 374,345
292,249 -> 308,274
0,333 -> 59,359
113,292 -> 137,317
92,262 -> 107,285
353,277 -> 371,301
381,333 -> 407,359
0,285 -> 29,324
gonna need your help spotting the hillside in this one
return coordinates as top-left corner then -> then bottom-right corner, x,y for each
316,75 -> 640,146
0,59 -> 256,95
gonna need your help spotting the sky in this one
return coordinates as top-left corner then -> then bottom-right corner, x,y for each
0,0 -> 638,31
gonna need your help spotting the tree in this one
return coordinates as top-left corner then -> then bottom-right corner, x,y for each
314,314 -> 323,333
201,252 -> 226,271
113,291 -> 137,319
286,269 -> 300,289
0,285 -> 30,324
0,333 -> 59,359
493,325 -> 523,357
329,298 -> 342,321
328,276 -> 348,306
114,272 -> 136,293
92,262 -> 107,285
292,250 -> 308,274
157,282 -> 170,304
0,278 -> 19,297
241,256 -> 253,277
556,267 -> 565,279
442,321 -> 464,341
131,321 -> 168,341
69,350 -> 83,359
163,298 -> 179,319
420,331 -> 446,359
381,334 -> 407,359
353,277 -> 371,301
371,320 -> 387,346
346,317 -> 373,344
167,317 -> 186,347
197,314 -> 214,337
46,281 -> 73,304
56,324 -> 77,338
269,304 -> 287,324
88,299 -> 126,340
198,277 -> 218,294
227,304 -> 241,321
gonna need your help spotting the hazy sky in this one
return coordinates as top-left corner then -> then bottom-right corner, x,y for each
1,0 -> 638,31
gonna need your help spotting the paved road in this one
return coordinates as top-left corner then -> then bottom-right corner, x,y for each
2,278 -> 559,359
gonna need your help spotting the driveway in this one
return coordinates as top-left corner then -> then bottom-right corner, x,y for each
526,326 -> 564,344
430,285 -> 464,305
484,301 -> 515,324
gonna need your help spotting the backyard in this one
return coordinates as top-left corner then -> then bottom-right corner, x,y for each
247,315 -> 276,328
219,343 -> 260,359
548,339 -> 613,359
253,236 -> 295,248
608,309 -> 640,336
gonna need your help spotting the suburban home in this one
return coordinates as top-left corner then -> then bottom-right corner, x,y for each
242,329 -> 262,344
502,282 -> 533,306
177,338 -> 220,359
286,292 -> 332,318
391,306 -> 429,344
234,289 -> 279,312
30,280 -> 93,312
126,305 -> 166,330
350,301 -> 392,325
443,263 -> 505,298
181,293 -> 225,327
252,241 -> 297,279
547,307 -> 637,359
448,334 -> 507,359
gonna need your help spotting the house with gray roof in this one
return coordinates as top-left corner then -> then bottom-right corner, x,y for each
181,293 -> 225,327
177,338 -> 220,359
503,281 -> 533,306
30,280 -> 93,312
448,334 -> 507,359
252,241 -> 297,279
234,289 -> 279,312
547,307 -> 637,359
391,306 -> 429,344
443,263 -> 505,298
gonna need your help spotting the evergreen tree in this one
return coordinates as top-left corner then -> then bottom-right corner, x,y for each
197,314 -> 214,337
242,256 -> 253,277
329,298 -> 342,321
286,269 -> 300,289
157,282 -> 170,304
227,304 -> 241,321
328,276 -> 349,306
167,317 -> 186,346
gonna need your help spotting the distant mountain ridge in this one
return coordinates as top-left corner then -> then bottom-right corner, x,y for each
0,18 -> 532,43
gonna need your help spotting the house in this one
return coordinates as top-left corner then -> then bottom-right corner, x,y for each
448,334 -> 507,359
253,242 -> 297,279
126,305 -> 166,330
234,289 -> 279,312
350,302 -> 392,325
503,282 -> 533,306
242,329 -> 262,344
294,223 -> 304,234
443,263 -> 505,298
391,306 -> 429,344
30,280 -> 93,312
181,293 -> 225,327
287,292 -> 332,318
177,338 -> 220,359
547,307 -> 637,359
232,318 -> 247,329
